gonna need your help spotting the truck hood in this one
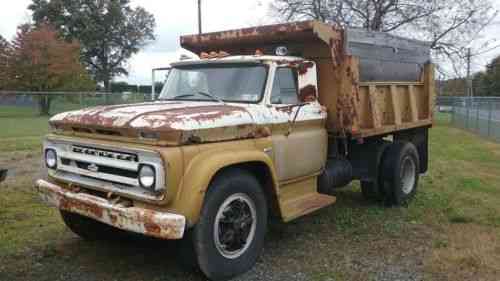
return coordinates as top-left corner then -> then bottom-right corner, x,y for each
50,101 -> 271,145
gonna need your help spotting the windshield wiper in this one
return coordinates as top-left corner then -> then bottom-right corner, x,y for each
196,91 -> 224,103
167,94 -> 196,100
167,92 -> 224,103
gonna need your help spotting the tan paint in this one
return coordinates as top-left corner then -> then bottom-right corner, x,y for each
171,141 -> 280,225
271,126 -> 327,181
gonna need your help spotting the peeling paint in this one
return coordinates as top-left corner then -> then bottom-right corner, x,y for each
36,179 -> 186,240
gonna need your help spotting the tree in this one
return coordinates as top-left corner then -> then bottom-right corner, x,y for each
29,0 -> 156,94
9,24 -> 94,115
480,55 -> 500,96
271,0 -> 497,76
0,35 -> 10,90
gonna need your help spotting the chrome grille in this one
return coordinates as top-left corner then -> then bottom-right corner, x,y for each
71,146 -> 138,162
44,139 -> 165,201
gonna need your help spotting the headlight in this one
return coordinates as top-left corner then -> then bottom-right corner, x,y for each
138,164 -> 156,190
45,149 -> 58,169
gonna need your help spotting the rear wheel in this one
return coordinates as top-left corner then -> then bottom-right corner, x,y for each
190,169 -> 268,281
380,142 -> 420,206
360,180 -> 385,202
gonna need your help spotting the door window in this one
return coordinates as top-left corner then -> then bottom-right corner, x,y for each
271,68 -> 299,104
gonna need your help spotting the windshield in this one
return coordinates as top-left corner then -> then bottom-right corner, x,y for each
158,64 -> 268,103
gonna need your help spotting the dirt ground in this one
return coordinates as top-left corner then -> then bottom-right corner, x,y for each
1,124 -> 500,281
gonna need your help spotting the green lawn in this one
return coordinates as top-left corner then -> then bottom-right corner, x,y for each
0,95 -> 149,152
0,116 -> 49,152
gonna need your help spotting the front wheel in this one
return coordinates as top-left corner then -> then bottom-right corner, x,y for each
191,169 -> 268,281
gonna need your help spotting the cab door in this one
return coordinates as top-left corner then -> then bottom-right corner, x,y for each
268,62 -> 328,182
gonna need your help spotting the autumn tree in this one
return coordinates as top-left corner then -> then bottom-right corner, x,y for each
0,35 -> 10,90
271,0 -> 497,76
9,24 -> 94,115
29,0 -> 156,94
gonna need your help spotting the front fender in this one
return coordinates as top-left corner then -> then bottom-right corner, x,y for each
170,147 -> 279,225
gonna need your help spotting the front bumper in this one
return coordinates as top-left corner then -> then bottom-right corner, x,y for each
35,179 -> 185,240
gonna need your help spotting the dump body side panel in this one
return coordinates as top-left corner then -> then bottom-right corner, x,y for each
354,64 -> 435,138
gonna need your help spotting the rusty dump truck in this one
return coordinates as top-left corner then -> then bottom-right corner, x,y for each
35,21 -> 435,280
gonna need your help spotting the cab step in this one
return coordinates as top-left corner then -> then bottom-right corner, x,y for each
281,193 -> 336,222
278,175 -> 336,222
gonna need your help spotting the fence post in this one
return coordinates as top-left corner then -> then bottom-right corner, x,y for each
488,101 -> 493,139
466,103 -> 470,130
476,103 -> 480,133
451,104 -> 455,126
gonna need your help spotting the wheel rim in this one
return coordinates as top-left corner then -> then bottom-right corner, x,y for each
214,193 -> 257,259
401,156 -> 416,195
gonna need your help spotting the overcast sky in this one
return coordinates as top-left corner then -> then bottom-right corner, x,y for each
1,0 -> 500,85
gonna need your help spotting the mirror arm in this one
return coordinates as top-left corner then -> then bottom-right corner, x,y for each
285,102 -> 308,137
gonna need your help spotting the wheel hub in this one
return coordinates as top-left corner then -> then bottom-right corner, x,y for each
214,193 -> 257,259
401,156 -> 416,195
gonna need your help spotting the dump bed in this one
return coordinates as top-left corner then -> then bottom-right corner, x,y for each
180,21 -> 435,138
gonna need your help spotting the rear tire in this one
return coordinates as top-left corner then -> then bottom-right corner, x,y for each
380,142 -> 420,206
191,169 -> 268,281
360,180 -> 385,202
60,210 -> 123,241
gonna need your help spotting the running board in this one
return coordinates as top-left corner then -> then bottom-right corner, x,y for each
281,193 -> 336,222
278,175 -> 336,222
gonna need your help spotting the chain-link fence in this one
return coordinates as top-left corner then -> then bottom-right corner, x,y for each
437,96 -> 500,143
0,91 -> 154,117
0,91 -> 154,152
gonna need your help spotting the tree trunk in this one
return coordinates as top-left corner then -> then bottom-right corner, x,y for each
104,78 -> 111,105
38,95 -> 51,116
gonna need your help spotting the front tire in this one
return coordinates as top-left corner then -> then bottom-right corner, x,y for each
192,169 -> 268,281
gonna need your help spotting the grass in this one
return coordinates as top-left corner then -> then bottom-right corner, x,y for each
0,113 -> 500,280
0,96 -> 148,152
0,116 -> 49,152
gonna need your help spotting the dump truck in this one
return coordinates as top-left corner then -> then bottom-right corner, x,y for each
35,21 -> 435,280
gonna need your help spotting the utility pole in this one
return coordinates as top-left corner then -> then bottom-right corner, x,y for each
198,0 -> 202,34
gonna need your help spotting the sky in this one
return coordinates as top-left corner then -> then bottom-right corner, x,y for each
1,0 -> 500,85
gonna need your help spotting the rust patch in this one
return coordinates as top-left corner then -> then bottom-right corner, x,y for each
297,61 -> 314,76
253,126 -> 272,138
180,21 -> 320,55
59,197 -> 104,219
276,105 -> 295,114
36,180 -> 186,240
299,85 -> 317,102
144,222 -> 161,235
181,21 -> 314,45
50,102 -> 263,145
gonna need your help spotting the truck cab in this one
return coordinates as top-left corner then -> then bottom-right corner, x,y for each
36,21 -> 434,281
